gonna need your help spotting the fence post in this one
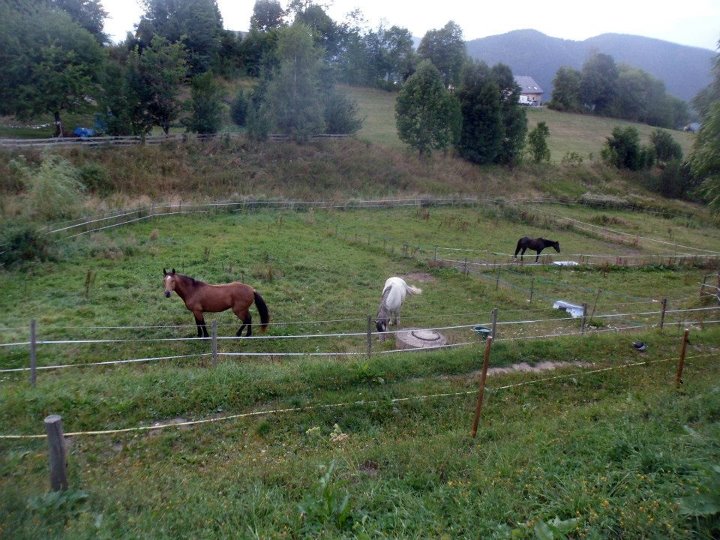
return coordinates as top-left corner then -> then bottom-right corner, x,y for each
675,328 -> 690,387
366,315 -> 372,358
581,303 -> 588,335
464,258 -> 468,275
30,319 -> 37,387
529,277 -> 535,303
495,267 -> 500,291
434,246 -> 437,261
699,275 -> 708,299
471,336 -> 493,438
44,415 -> 68,491
660,298 -> 667,331
211,320 -> 218,367
491,308 -> 498,340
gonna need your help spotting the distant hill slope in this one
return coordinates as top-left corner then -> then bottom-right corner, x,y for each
465,29 -> 714,102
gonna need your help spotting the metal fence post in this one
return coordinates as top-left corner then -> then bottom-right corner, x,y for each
367,316 -> 372,358
491,308 -> 498,340
660,298 -> 667,330
211,320 -> 218,367
30,319 -> 37,387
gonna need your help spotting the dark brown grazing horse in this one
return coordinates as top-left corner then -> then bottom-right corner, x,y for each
163,269 -> 270,338
514,237 -> 560,262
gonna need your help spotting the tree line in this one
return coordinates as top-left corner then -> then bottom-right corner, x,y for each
0,0 -> 718,211
548,53 -> 689,129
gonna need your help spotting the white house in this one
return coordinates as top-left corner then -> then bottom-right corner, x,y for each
514,76 -> 543,106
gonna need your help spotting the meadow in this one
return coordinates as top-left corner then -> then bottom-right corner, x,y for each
1,203 -> 720,538
1,80 -> 719,538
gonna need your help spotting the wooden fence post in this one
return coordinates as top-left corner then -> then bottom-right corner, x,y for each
581,303 -> 588,335
495,267 -> 500,291
675,328 -> 689,387
660,298 -> 667,330
491,308 -> 498,340
30,319 -> 37,387
366,315 -> 372,358
471,336 -> 494,438
211,320 -> 218,367
44,415 -> 68,491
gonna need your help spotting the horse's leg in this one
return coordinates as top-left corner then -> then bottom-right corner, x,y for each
535,248 -> 542,263
234,307 -> 250,337
238,313 -> 252,337
194,313 -> 208,338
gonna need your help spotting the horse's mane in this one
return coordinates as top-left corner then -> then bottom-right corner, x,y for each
176,273 -> 204,287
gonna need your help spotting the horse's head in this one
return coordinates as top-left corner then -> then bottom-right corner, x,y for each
552,241 -> 561,253
163,268 -> 177,298
376,317 -> 388,333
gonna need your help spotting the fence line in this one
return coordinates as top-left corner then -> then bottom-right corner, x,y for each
1,310 -> 717,374
1,351 -> 716,440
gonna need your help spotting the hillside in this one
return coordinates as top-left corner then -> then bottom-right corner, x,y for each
344,85 -> 696,160
465,29 -> 715,102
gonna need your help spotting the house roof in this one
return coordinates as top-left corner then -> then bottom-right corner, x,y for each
514,75 -> 543,94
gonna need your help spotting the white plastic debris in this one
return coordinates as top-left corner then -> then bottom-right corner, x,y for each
552,300 -> 584,318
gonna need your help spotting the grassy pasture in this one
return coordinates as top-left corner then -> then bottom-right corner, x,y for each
341,85 -> 696,161
1,205 -> 720,537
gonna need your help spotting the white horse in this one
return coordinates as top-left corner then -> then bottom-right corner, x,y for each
375,276 -> 422,335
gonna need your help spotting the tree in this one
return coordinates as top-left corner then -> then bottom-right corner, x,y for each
492,64 -> 527,165
185,72 -> 224,134
580,53 -> 618,114
690,41 -> 720,213
691,102 -> 720,211
549,67 -> 582,112
137,0 -> 223,75
250,0 -> 285,31
265,23 -> 325,142
417,21 -> 466,88
50,0 -> 108,43
113,36 -> 187,137
0,3 -> 106,136
455,61 -> 502,164
650,129 -> 683,165
395,60 -> 460,156
527,122 -> 551,163
601,126 -> 654,170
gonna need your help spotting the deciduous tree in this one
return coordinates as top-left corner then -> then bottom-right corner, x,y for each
0,3 -> 106,136
395,60 -> 460,156
417,21 -> 466,88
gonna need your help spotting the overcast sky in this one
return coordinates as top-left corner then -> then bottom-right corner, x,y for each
103,0 -> 719,51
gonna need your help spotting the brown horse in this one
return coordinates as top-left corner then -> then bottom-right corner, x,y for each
163,269 -> 270,338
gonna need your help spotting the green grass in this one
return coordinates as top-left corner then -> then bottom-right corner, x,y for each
0,80 -> 718,539
340,85 -> 696,162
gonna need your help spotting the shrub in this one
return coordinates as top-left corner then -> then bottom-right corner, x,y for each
78,162 -> 112,195
12,154 -> 85,220
230,89 -> 249,127
0,221 -> 53,267
323,91 -> 363,134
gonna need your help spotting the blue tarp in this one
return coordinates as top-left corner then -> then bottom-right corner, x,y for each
73,127 -> 95,138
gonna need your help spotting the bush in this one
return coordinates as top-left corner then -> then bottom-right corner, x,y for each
0,221 -> 53,267
78,162 -> 112,195
230,89 -> 249,127
601,126 -> 654,171
11,154 -> 85,220
323,91 -> 363,135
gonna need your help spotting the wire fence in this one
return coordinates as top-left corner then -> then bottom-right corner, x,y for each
1,304 -> 718,376
1,350 -> 716,440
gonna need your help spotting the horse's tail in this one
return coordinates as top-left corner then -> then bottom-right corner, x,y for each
253,291 -> 270,332
514,238 -> 524,257
405,284 -> 422,295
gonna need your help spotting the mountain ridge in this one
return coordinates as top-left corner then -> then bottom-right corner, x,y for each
465,29 -> 714,102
